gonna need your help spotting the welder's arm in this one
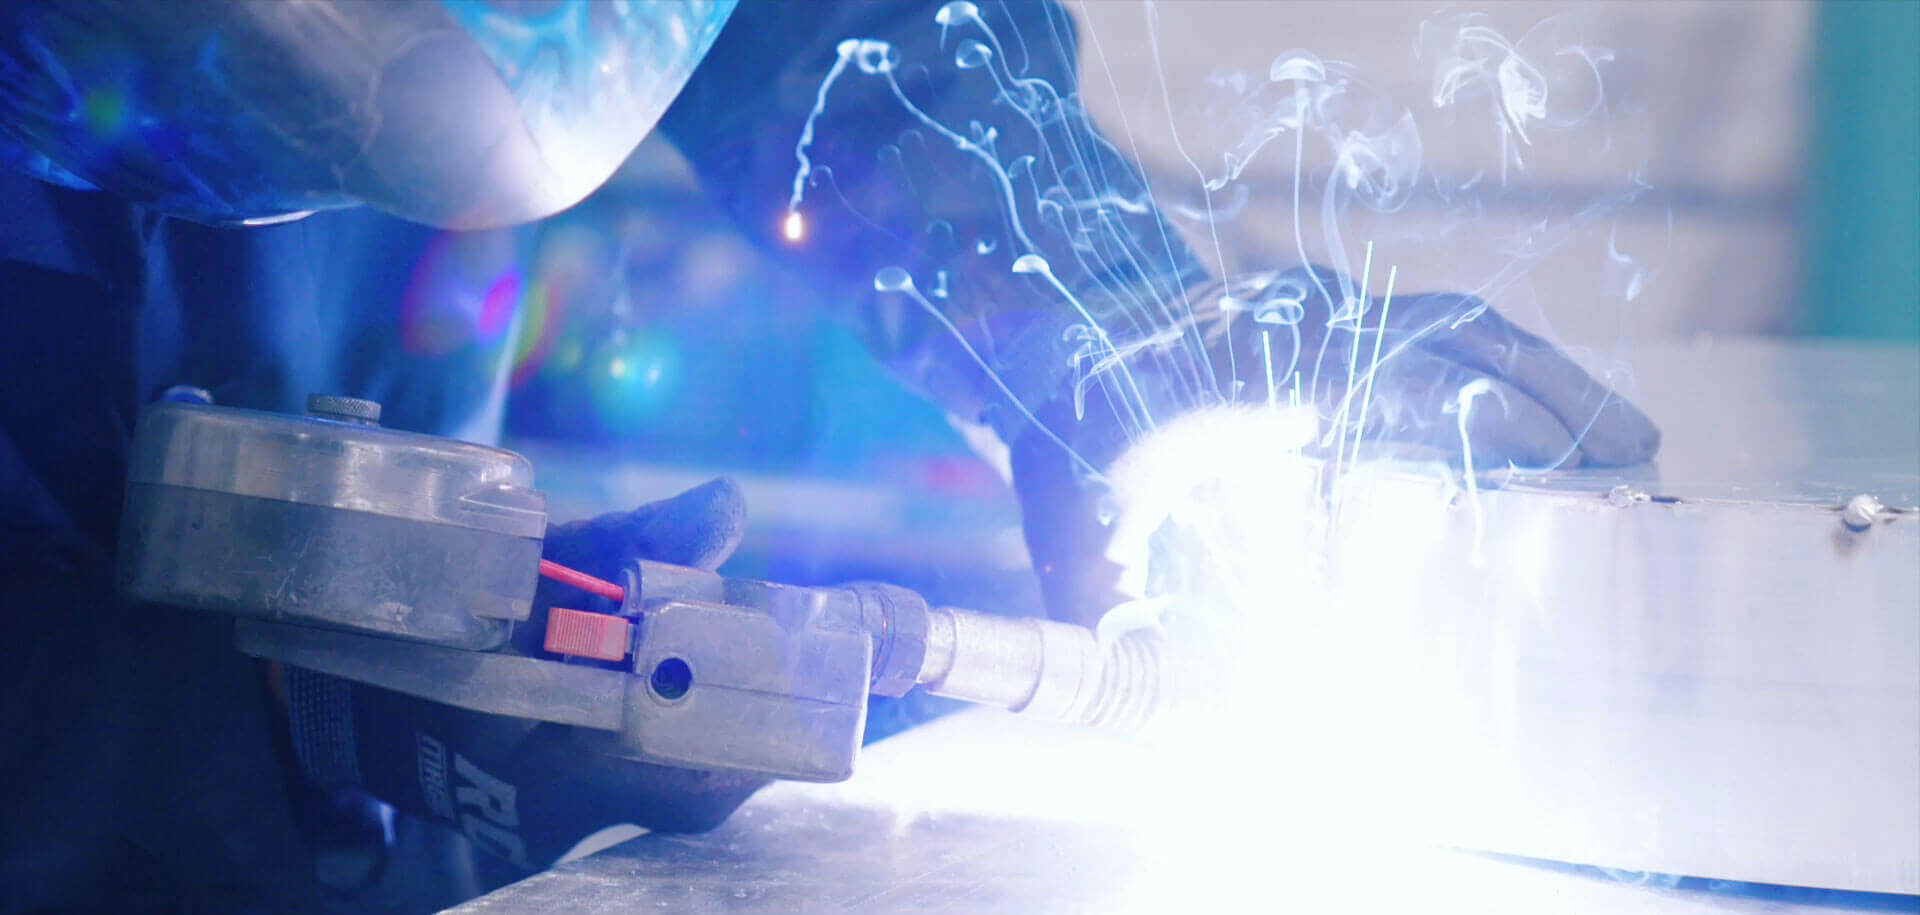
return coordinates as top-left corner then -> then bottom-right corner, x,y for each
285,480 -> 767,871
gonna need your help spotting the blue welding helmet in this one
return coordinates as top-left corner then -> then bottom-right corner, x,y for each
0,0 -> 736,229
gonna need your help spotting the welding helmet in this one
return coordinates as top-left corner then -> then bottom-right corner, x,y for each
0,0 -> 736,229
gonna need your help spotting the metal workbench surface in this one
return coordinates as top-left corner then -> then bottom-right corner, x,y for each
464,339 -> 1919,911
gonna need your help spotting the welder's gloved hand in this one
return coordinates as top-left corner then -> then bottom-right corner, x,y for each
285,478 -> 766,874
1011,265 -> 1661,627
1188,264 -> 1662,467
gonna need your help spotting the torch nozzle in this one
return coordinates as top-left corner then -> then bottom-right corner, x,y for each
915,607 -> 1164,731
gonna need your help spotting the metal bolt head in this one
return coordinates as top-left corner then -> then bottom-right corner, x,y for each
1842,494 -> 1885,532
306,394 -> 382,425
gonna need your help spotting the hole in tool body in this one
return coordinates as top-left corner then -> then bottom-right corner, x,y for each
649,657 -> 693,700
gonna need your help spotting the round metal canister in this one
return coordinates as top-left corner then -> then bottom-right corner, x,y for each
118,397 -> 546,650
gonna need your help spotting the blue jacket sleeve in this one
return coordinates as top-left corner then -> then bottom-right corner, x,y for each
657,0 -> 1209,444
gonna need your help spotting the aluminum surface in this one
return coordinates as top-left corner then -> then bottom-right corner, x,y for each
1324,464 -> 1918,894
1236,339 -> 1918,894
1310,339 -> 1918,893
459,713 -> 1904,914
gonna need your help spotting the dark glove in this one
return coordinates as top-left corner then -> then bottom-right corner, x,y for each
285,478 -> 766,873
1011,265 -> 1661,627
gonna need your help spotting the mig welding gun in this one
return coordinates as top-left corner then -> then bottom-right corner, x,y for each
118,396 -> 1164,785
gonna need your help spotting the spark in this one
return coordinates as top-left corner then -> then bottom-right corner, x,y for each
1262,330 -> 1277,408
1325,241 -> 1375,480
1453,378 -> 1497,566
788,40 -> 855,214
1347,265 -> 1398,470
782,210 -> 806,243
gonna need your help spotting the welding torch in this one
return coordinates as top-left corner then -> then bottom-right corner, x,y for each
118,395 -> 1162,783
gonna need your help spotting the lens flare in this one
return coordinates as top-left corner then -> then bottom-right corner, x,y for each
398,232 -> 523,357
585,329 -> 683,429
508,223 -> 612,383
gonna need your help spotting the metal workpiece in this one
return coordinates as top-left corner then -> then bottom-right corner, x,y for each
1307,342 -> 1920,895
916,607 -> 1164,729
459,712 -> 1827,915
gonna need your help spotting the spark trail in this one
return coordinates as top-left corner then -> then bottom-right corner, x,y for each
788,34 -> 1172,447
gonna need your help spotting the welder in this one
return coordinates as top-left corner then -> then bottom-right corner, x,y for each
0,1 -> 1658,910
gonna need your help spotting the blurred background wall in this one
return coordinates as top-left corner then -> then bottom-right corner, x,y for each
1070,0 -> 1817,347
1806,0 -> 1919,340
1070,0 -> 1915,345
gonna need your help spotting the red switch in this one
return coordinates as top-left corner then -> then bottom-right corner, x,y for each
544,607 -> 631,662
